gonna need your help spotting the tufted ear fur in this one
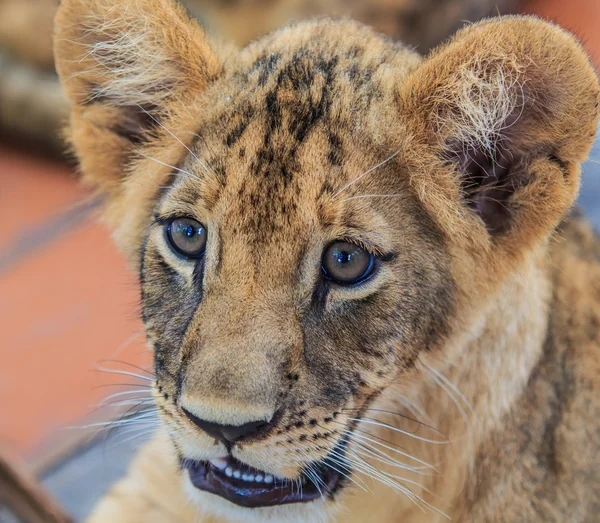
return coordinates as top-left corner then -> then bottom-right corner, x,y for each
400,17 -> 600,251
53,0 -> 222,192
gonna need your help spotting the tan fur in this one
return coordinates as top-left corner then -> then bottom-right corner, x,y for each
54,1 -> 600,521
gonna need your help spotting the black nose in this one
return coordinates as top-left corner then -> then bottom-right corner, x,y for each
182,408 -> 270,443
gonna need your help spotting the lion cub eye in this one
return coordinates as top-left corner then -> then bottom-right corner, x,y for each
166,218 -> 207,258
322,241 -> 374,284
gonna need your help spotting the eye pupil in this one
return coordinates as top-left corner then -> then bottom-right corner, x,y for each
336,251 -> 351,264
322,241 -> 374,284
167,218 -> 207,257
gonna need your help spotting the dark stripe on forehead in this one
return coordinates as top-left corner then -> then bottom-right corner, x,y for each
258,52 -> 282,86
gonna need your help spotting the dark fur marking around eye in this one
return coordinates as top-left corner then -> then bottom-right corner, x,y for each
309,279 -> 329,312
192,258 -> 206,289
139,235 -> 151,324
155,258 -> 181,282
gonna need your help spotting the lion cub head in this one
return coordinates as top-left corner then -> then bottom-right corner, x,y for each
54,0 -> 598,520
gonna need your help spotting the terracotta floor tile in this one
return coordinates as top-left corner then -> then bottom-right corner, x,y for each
0,147 -> 88,254
0,219 -> 150,455
522,0 -> 600,65
0,146 -> 150,458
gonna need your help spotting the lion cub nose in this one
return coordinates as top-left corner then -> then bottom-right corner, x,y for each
182,407 -> 271,443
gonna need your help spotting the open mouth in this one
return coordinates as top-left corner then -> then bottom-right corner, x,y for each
184,453 -> 344,508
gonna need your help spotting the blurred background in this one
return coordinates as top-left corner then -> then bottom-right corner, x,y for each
1,0 -> 599,520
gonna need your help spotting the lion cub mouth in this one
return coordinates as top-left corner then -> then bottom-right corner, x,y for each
184,455 -> 341,507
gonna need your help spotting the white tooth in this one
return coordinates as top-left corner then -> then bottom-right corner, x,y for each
242,474 -> 250,481
209,458 -> 228,471
254,474 -> 263,482
225,467 -> 233,477
233,470 -> 241,479
247,474 -> 255,481
264,475 -> 273,484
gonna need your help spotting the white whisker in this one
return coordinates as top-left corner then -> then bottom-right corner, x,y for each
346,417 -> 450,445
68,412 -> 158,431
350,441 -> 435,476
422,361 -> 479,430
135,150 -> 201,181
99,389 -> 153,405
136,105 -> 215,177
328,445 -> 425,510
341,429 -> 438,471
331,146 -> 403,200
325,424 -> 432,474
94,364 -> 154,382
340,193 -> 403,202
319,451 -> 370,492
335,439 -> 450,519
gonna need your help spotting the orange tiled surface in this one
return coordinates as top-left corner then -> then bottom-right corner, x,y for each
0,147 -> 149,457
521,0 -> 600,66
0,0 -> 598,464
1,150 -> 85,253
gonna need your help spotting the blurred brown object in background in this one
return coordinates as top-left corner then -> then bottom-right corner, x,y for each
0,0 -> 67,155
0,0 -> 520,157
0,52 -> 69,156
0,447 -> 72,523
197,0 -> 520,50
0,0 -> 58,69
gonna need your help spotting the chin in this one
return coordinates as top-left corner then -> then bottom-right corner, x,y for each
182,475 -> 340,523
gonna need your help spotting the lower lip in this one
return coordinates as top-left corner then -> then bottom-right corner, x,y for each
185,460 -> 341,508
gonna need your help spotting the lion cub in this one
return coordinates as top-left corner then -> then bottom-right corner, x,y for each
54,0 -> 600,521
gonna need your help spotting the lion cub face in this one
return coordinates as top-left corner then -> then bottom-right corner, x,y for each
136,23 -> 453,511
55,0 -> 599,519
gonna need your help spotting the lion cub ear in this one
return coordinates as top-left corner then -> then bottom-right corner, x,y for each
401,16 -> 600,249
54,0 -> 222,192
